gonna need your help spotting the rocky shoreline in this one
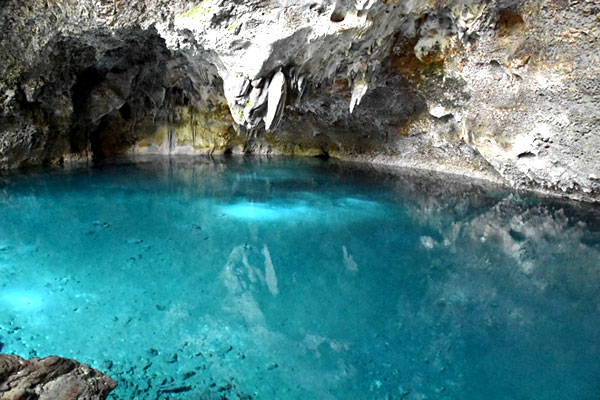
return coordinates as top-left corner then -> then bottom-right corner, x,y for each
0,354 -> 116,399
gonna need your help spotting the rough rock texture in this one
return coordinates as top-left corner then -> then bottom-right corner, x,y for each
0,0 -> 599,201
0,354 -> 116,399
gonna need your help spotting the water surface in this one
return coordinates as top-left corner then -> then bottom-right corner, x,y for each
1,156 -> 599,399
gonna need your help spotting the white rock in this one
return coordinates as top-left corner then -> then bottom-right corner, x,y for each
349,71 -> 368,113
429,105 -> 451,118
264,70 -> 287,131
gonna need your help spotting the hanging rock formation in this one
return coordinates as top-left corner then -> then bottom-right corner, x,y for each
0,0 -> 599,201
0,354 -> 117,399
264,70 -> 287,131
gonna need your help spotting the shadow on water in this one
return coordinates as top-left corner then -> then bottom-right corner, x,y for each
0,155 -> 599,399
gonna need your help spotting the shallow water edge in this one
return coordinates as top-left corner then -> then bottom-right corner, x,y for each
4,153 -> 598,205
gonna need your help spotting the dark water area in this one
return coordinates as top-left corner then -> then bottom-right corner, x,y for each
0,156 -> 599,399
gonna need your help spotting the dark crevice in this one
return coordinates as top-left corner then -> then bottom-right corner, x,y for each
119,103 -> 132,120
70,66 -> 106,154
330,11 -> 345,22
316,150 -> 330,160
90,120 -> 109,163
517,151 -> 535,159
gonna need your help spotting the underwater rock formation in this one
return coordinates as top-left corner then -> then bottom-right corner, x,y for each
0,0 -> 599,200
0,354 -> 116,399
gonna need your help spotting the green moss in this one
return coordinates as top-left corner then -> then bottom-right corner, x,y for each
134,102 -> 240,153
181,1 -> 211,18
227,21 -> 239,31
234,106 -> 244,122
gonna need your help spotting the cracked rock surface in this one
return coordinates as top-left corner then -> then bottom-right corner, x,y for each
0,354 -> 117,399
0,0 -> 599,201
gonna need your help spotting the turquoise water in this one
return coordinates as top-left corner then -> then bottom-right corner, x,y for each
1,156 -> 599,399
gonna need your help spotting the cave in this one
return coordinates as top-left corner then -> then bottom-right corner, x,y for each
0,1 -> 599,399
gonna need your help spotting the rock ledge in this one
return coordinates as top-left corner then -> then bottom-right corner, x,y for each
0,354 -> 116,400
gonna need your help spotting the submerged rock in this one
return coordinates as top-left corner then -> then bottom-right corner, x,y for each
0,354 -> 117,399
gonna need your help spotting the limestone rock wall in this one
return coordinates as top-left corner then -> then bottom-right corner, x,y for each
0,0 -> 599,201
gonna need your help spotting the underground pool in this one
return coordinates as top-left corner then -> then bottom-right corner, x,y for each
1,156 -> 599,399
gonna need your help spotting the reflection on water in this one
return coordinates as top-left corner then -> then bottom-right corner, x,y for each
221,202 -> 313,221
0,156 -> 599,399
0,289 -> 47,311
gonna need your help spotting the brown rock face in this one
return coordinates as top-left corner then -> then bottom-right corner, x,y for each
0,354 -> 116,400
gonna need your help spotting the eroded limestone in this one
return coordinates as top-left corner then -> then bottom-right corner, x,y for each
0,0 -> 598,201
